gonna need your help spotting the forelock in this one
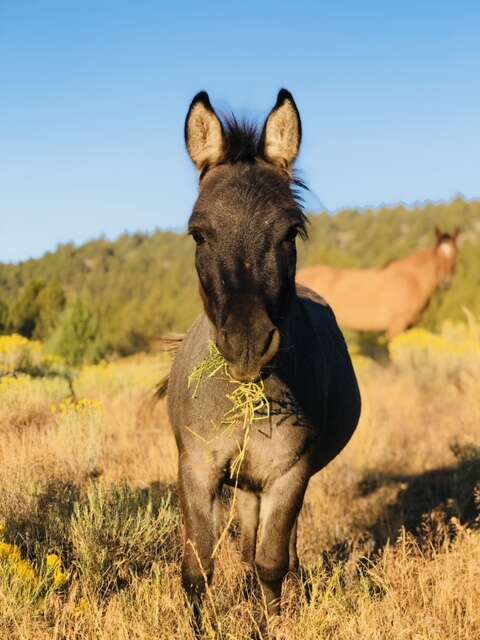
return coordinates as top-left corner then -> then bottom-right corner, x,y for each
222,116 -> 260,164
195,162 -> 308,239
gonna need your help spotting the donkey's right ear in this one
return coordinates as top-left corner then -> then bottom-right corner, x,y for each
184,92 -> 225,172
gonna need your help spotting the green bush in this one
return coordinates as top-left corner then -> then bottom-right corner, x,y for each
50,299 -> 106,366
34,281 -> 66,340
0,299 -> 9,334
70,483 -> 180,596
8,280 -> 45,339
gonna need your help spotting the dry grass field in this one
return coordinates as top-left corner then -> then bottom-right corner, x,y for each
0,327 -> 479,639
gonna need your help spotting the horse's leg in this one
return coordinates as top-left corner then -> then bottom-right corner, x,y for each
288,519 -> 299,573
236,489 -> 259,567
178,457 -> 219,618
255,467 -> 308,616
387,317 -> 409,340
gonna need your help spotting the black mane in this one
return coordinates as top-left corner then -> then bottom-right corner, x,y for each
219,115 -> 309,238
222,115 -> 260,164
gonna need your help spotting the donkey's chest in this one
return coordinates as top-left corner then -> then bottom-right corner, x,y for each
219,414 -> 318,491
181,369 -> 324,487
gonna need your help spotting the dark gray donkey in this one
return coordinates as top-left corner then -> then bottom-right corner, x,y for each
167,89 -> 361,619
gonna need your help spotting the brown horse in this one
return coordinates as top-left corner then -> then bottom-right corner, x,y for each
166,90 -> 361,623
296,229 -> 460,340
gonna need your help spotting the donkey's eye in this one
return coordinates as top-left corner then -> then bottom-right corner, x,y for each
282,227 -> 299,244
191,230 -> 206,246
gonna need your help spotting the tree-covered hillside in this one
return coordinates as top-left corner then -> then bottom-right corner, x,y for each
1,197 -> 478,362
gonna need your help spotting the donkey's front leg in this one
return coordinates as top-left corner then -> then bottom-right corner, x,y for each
255,467 -> 308,616
237,489 -> 260,567
178,455 -> 220,613
288,519 -> 299,573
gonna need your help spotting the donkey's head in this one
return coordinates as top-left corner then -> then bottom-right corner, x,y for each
434,227 -> 460,289
185,90 -> 307,381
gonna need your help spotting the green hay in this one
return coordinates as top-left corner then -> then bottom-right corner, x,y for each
188,342 -> 227,398
188,341 -> 270,557
188,342 -> 270,456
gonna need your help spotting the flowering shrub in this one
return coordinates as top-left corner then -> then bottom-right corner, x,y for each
389,314 -> 480,385
51,397 -> 103,418
46,553 -> 70,589
0,334 -> 65,377
350,352 -> 376,373
0,374 -> 30,393
0,522 -> 69,596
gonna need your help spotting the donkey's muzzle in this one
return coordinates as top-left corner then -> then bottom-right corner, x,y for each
216,316 -> 281,382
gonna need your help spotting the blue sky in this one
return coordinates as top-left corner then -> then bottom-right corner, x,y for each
1,1 -> 479,263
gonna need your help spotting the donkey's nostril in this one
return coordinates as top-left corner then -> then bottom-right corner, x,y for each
260,328 -> 276,358
260,327 -> 281,365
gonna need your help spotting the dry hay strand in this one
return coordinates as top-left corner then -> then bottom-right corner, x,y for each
188,342 -> 270,557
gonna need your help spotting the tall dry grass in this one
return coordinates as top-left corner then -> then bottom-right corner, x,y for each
0,336 -> 478,639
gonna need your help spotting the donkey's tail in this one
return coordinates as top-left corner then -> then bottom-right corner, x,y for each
152,332 -> 185,355
150,333 -> 185,401
152,374 -> 170,401
137,333 -> 185,429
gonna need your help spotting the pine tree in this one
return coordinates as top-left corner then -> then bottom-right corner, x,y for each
51,298 -> 105,366
35,281 -> 66,340
9,280 -> 45,338
0,299 -> 9,334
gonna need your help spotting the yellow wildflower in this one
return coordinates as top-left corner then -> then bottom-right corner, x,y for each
0,539 -> 39,587
51,397 -> 103,417
0,333 -> 65,376
0,540 -> 22,561
46,553 -> 70,588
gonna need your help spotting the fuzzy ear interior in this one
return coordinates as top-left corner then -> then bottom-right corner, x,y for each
261,89 -> 302,172
184,92 -> 225,171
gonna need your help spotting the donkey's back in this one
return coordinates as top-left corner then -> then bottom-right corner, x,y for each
292,284 -> 361,470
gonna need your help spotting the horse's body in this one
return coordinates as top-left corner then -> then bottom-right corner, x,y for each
167,89 -> 361,620
297,232 -> 459,339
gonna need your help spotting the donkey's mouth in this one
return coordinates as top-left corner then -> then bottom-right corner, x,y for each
227,364 -> 262,383
226,358 -> 278,384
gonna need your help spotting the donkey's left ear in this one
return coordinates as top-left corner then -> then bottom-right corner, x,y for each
261,89 -> 302,172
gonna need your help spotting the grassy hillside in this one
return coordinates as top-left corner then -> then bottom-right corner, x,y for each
1,197 -> 478,361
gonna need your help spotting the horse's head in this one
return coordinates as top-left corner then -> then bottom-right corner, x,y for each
434,227 -> 460,290
185,90 -> 307,381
